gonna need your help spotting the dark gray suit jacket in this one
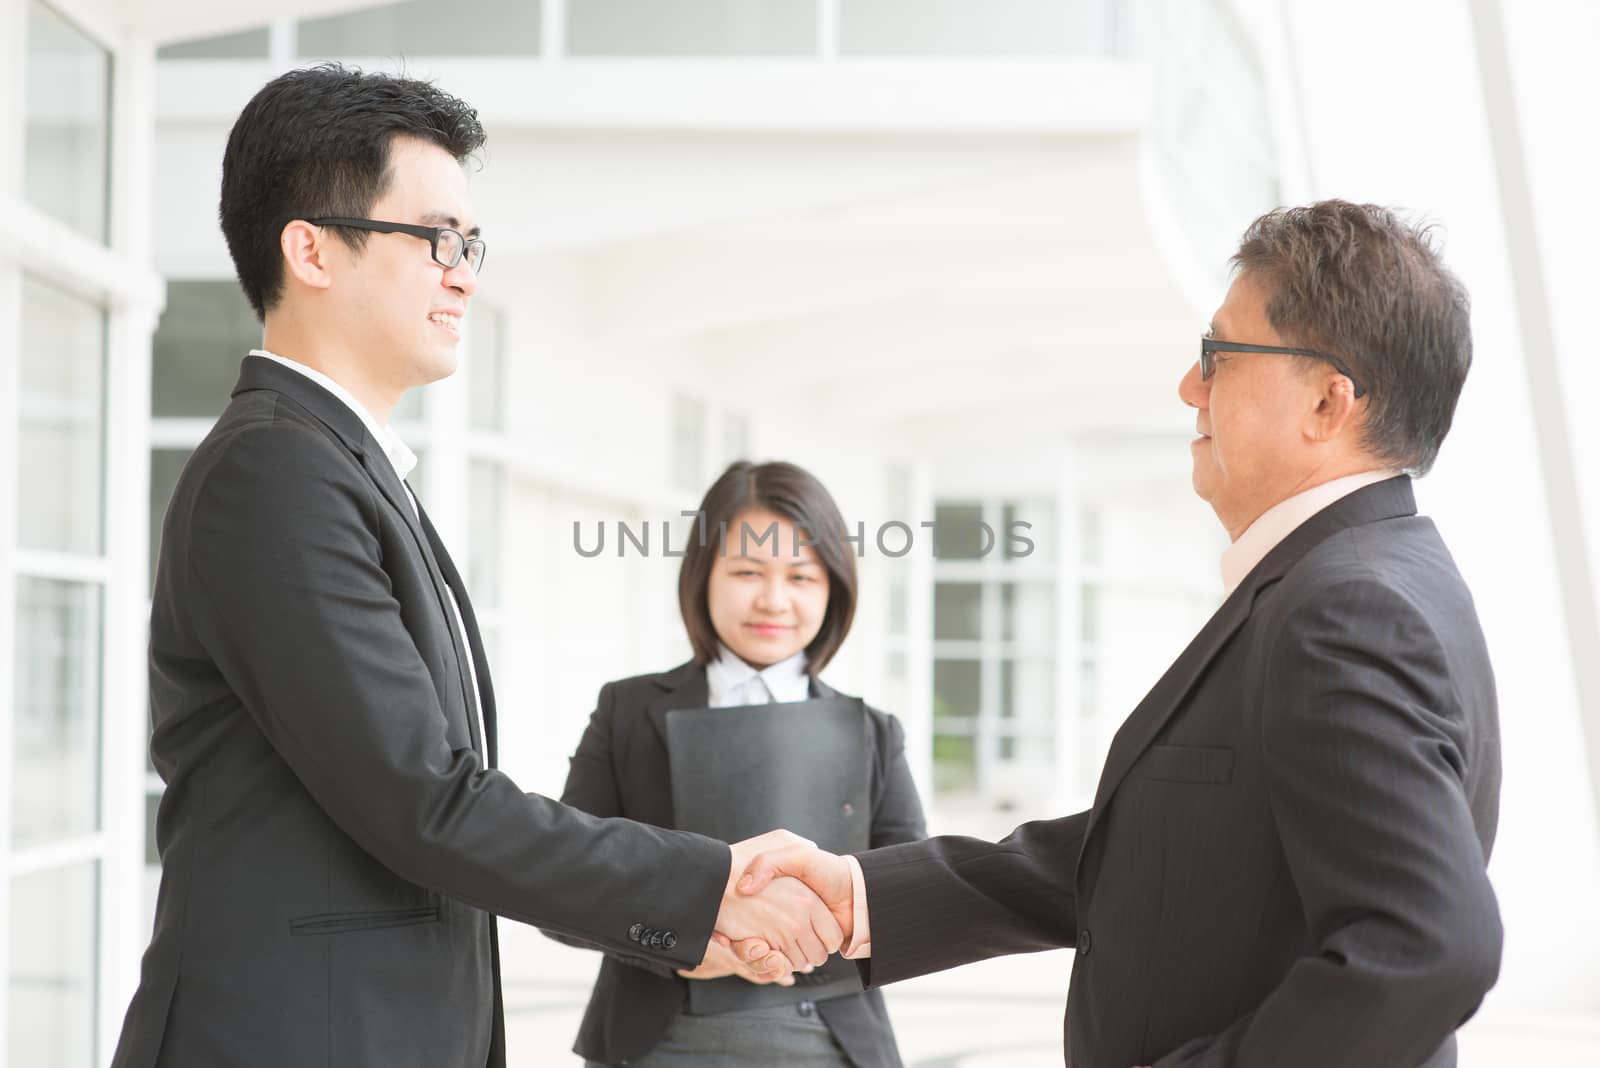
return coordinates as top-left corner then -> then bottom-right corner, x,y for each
856,477 -> 1502,1068
112,356 -> 731,1068
549,662 -> 927,1067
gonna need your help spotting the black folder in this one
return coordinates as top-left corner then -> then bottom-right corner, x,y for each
666,696 -> 872,1014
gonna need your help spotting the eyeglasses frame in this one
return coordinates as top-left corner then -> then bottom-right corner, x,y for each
1200,336 -> 1366,398
306,216 -> 487,275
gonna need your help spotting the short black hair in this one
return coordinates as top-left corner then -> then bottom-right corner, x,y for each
678,461 -> 858,673
1232,200 -> 1473,475
219,64 -> 486,321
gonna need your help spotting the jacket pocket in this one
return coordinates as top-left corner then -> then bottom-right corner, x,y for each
1134,744 -> 1234,785
289,905 -> 440,936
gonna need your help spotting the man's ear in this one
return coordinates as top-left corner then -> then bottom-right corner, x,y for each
280,220 -> 335,292
1306,370 -> 1361,444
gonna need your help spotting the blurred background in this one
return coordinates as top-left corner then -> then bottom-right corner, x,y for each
2,0 -> 1597,1064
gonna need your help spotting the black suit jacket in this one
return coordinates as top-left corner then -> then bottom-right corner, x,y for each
856,477 -> 1502,1068
112,356 -> 731,1068
550,661 -> 928,1068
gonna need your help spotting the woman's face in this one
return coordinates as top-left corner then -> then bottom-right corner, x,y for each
707,507 -> 831,669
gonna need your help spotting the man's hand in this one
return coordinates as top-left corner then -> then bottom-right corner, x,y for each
713,831 -> 843,979
724,841 -> 855,976
676,938 -> 797,986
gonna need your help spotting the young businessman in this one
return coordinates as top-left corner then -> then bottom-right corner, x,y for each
112,65 -> 838,1068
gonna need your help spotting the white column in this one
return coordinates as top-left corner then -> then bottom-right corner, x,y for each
0,0 -> 27,1054
101,30 -> 162,1058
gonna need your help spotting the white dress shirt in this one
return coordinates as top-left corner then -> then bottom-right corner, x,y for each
249,350 -> 489,760
704,644 -> 811,707
1220,470 -> 1398,598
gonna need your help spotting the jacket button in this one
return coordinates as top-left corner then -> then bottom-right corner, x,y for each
1078,928 -> 1093,956
649,931 -> 665,948
662,932 -> 677,950
798,999 -> 815,1017
628,923 -> 644,943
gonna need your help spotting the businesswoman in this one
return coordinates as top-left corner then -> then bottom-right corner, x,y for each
554,460 -> 927,1068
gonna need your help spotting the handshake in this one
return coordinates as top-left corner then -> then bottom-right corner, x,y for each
691,830 -> 863,986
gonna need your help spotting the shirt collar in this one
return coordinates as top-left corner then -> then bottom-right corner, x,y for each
1220,469 -> 1397,598
250,349 -> 417,483
706,643 -> 811,706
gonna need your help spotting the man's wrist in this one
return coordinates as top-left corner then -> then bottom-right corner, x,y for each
841,854 -> 872,959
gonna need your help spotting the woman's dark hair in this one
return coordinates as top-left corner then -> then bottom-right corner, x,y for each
1232,200 -> 1473,475
678,461 -> 858,672
219,63 -> 486,321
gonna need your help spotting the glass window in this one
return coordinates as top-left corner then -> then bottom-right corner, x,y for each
467,460 -> 503,611
468,306 -> 507,432
840,0 -> 1113,57
11,579 -> 103,848
1002,499 -> 1053,562
933,582 -> 982,641
931,501 -> 987,560
999,581 -> 1053,648
932,656 -> 979,796
7,861 -> 98,1068
19,275 -> 105,556
152,282 -> 259,419
932,657 -> 979,722
298,0 -> 541,57
148,449 -> 193,591
157,26 -> 270,60
569,0 -> 816,57
25,1 -> 111,242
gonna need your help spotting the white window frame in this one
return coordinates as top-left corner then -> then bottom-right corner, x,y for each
1,0 -> 162,1060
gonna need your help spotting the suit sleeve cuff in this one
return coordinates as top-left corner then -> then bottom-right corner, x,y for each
841,854 -> 872,959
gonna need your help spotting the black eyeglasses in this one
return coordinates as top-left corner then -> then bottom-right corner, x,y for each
1200,336 -> 1366,398
308,217 -> 487,275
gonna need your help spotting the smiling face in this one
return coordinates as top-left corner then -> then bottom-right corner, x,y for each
1179,271 -> 1344,539
706,507 -> 831,669
303,135 -> 480,406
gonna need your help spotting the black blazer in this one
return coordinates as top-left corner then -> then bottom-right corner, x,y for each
551,661 -> 928,1068
855,477 -> 1503,1068
112,356 -> 731,1068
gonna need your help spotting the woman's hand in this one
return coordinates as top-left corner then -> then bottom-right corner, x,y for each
676,938 -> 798,986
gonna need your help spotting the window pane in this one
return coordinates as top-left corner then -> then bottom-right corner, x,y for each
1000,581 -> 1054,648
1002,499 -> 1054,562
932,501 -> 987,560
468,460 -> 503,611
468,306 -> 507,431
7,862 -> 98,1068
933,582 -> 981,641
152,281 -> 258,419
157,26 -> 270,59
932,658 -> 979,721
11,579 -> 103,847
840,0 -> 1113,57
25,1 -> 110,242
569,0 -> 816,57
149,449 -> 192,592
19,275 -> 105,556
999,657 -> 1054,754
298,0 -> 541,57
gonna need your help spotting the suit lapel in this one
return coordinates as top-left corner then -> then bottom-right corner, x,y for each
645,661 -> 710,747
231,356 -> 486,761
1080,476 -> 1419,853
417,503 -> 498,768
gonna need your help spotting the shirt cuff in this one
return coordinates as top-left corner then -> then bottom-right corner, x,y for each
841,854 -> 871,959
